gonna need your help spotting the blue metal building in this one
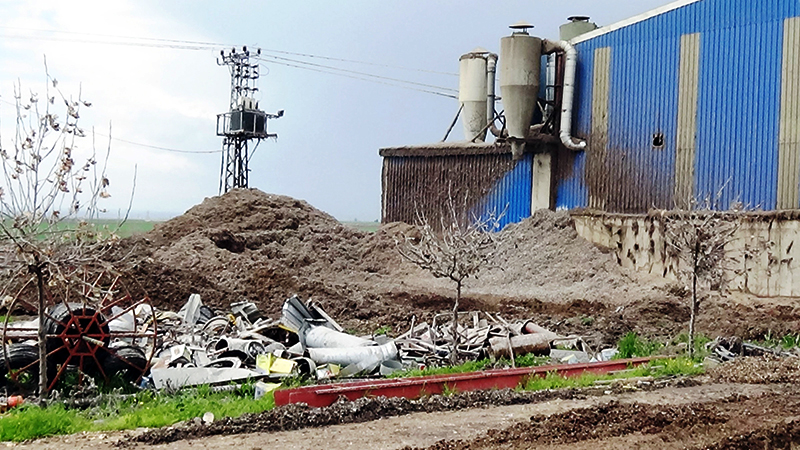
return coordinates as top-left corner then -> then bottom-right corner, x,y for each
381,0 -> 800,227
557,0 -> 800,213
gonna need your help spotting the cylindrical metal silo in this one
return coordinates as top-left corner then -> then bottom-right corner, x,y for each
559,16 -> 598,41
500,23 -> 541,159
459,51 -> 488,142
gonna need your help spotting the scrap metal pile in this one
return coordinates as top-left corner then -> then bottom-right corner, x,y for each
142,295 -> 608,390
1,292 -> 609,394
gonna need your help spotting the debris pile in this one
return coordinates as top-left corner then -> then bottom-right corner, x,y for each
141,294 -> 611,391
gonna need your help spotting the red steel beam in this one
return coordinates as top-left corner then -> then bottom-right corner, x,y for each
274,357 -> 655,407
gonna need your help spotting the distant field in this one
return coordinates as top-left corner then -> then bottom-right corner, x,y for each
93,219 -> 157,238
342,221 -> 381,233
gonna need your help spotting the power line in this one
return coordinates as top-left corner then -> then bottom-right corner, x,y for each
0,33 -> 219,51
258,62 -> 457,99
95,134 -> 222,154
0,25 -> 458,77
256,55 -> 457,93
259,48 -> 457,77
0,25 -> 234,48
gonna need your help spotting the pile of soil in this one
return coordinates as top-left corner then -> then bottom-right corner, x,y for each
107,189 -> 800,345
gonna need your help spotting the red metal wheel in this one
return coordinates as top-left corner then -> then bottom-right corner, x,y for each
1,270 -> 158,393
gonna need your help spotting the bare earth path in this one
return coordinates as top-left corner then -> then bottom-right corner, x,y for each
13,382 -> 781,450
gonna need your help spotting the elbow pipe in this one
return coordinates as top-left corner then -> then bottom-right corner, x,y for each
542,40 -> 587,151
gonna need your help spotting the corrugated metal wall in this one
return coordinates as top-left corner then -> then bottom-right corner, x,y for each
382,153 -> 532,229
558,0 -> 800,212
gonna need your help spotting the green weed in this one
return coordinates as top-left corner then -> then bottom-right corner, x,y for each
617,332 -> 662,358
373,325 -> 392,336
781,334 -> 800,350
0,404 -> 90,441
441,383 -> 458,397
674,333 -> 712,358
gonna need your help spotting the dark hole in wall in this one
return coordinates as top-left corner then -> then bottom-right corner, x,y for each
652,132 -> 665,149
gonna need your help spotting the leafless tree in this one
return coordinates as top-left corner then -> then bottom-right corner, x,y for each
664,196 -> 763,358
397,202 -> 500,364
0,62 -> 117,396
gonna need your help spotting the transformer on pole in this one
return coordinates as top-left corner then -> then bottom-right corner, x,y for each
216,46 -> 283,193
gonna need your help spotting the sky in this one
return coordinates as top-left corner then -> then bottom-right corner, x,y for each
0,0 -> 669,222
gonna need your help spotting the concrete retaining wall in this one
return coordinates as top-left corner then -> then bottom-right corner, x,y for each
572,211 -> 800,297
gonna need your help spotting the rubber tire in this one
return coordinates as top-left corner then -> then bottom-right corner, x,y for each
0,343 -> 53,393
101,345 -> 147,384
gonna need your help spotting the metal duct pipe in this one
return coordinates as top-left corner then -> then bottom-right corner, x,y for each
542,39 -> 587,151
302,326 -> 374,349
486,53 -> 500,138
306,341 -> 398,367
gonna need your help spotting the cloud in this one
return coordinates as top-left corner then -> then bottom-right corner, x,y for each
0,0 -> 227,217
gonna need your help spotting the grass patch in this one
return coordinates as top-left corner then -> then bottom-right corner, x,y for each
0,403 -> 90,442
521,357 -> 703,391
616,332 -> 663,358
781,334 -> 800,350
341,221 -> 380,233
389,355 -> 551,379
0,384 -> 275,442
673,333 -> 712,357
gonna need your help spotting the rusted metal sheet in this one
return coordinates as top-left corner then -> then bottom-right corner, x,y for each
381,143 -> 540,229
778,17 -> 800,209
274,357 -> 655,408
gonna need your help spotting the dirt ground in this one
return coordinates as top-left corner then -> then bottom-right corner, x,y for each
104,188 -> 800,349
12,379 -> 794,449
5,190 -> 800,448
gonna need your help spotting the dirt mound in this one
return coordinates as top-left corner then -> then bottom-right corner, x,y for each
476,210 -> 650,303
103,189 -> 800,345
116,189 -> 416,319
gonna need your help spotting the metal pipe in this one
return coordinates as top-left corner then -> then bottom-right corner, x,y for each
306,341 -> 398,367
542,40 -> 587,151
302,326 -> 374,349
486,53 -> 498,133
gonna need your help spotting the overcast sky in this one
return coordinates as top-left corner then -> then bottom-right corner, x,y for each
0,0 -> 668,222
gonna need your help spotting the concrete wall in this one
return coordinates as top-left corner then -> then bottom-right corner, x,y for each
572,211 -> 800,297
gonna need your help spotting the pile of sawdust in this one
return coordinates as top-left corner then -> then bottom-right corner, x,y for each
472,209 -> 658,304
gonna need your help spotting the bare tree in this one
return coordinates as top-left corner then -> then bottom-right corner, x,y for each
0,62 -> 115,396
397,204 -> 500,364
664,197 -> 758,358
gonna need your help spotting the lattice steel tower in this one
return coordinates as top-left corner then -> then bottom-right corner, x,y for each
216,46 -> 283,193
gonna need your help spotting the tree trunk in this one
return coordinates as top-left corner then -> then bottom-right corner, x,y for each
451,281 -> 461,365
34,262 -> 47,400
689,246 -> 699,359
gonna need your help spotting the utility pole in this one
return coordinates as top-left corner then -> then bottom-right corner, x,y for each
216,46 -> 283,193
